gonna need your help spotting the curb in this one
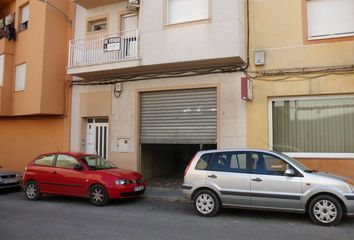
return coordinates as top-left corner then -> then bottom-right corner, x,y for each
143,194 -> 190,203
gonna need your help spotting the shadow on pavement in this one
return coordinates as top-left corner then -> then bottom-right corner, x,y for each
0,187 -> 21,195
217,207 -> 354,226
35,193 -> 145,206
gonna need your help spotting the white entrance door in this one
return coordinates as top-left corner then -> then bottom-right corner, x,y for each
85,119 -> 109,159
121,14 -> 138,57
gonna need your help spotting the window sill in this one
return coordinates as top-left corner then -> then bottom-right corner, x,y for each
284,152 -> 354,159
17,28 -> 28,34
164,18 -> 211,29
304,33 -> 354,45
309,32 -> 354,40
85,30 -> 108,38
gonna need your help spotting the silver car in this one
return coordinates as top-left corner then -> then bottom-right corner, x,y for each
182,149 -> 354,226
0,167 -> 22,190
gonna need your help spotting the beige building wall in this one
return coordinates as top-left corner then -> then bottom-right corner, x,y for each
248,0 -> 354,178
68,0 -> 245,77
71,72 -> 247,171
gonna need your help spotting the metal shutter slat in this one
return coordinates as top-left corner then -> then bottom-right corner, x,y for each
140,88 -> 217,144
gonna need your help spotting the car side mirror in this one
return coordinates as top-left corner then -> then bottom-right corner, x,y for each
73,164 -> 84,171
284,168 -> 295,176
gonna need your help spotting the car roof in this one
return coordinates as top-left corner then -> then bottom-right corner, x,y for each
196,148 -> 277,155
38,152 -> 93,157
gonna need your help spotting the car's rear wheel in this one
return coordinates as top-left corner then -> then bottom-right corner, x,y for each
89,185 -> 109,206
25,181 -> 41,201
308,195 -> 343,226
193,190 -> 220,217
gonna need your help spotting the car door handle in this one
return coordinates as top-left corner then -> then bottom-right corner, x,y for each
50,170 -> 57,174
208,174 -> 217,179
252,178 -> 263,182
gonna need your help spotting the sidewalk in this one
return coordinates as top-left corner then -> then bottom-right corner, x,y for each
143,186 -> 189,203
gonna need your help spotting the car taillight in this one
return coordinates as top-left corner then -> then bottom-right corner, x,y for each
184,153 -> 197,176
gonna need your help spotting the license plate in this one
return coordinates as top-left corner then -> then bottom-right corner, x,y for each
4,178 -> 18,184
134,186 -> 144,192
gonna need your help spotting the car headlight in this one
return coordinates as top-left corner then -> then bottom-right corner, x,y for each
115,179 -> 133,185
115,179 -> 126,185
346,179 -> 354,192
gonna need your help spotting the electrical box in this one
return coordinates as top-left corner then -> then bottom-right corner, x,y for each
255,51 -> 265,66
117,138 -> 130,153
241,77 -> 253,101
128,0 -> 140,10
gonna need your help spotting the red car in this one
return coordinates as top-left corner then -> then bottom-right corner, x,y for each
22,152 -> 146,206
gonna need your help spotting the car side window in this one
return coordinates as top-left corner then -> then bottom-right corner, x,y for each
34,154 -> 55,167
56,154 -> 81,170
210,152 -> 250,173
251,152 -> 288,175
195,153 -> 212,170
230,152 -> 248,172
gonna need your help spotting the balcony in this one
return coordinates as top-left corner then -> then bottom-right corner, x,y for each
72,0 -> 126,9
0,0 -> 13,9
68,30 -> 139,77
0,38 -> 15,55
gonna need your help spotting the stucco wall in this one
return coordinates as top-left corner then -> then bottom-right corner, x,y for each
73,0 -> 245,68
71,72 -> 247,171
247,0 -> 354,178
249,0 -> 354,70
139,0 -> 245,65
0,118 -> 69,172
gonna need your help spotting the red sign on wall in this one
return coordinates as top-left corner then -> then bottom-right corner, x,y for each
241,76 -> 253,101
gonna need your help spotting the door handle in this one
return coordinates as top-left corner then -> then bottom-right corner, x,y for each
50,170 -> 57,174
252,178 -> 263,182
208,174 -> 217,179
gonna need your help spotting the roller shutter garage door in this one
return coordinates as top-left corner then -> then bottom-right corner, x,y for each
140,88 -> 217,144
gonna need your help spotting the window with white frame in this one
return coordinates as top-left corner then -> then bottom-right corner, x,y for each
306,0 -> 354,40
87,18 -> 107,33
167,0 -> 209,25
270,96 -> 354,155
0,55 -> 4,87
15,63 -> 26,91
20,3 -> 30,31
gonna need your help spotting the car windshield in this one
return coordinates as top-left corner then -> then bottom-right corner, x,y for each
272,151 -> 312,172
79,155 -> 117,170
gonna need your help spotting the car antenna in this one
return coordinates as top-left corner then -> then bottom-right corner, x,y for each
56,145 -> 61,153
256,137 -> 272,150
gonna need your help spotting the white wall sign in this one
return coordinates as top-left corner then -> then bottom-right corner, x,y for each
103,37 -> 121,52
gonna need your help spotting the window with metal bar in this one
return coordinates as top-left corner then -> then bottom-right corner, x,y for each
272,96 -> 354,153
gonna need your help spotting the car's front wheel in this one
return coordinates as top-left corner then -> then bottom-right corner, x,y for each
193,190 -> 220,217
89,185 -> 109,206
308,195 -> 343,226
25,181 -> 41,201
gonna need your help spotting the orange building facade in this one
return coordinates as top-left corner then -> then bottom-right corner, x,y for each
0,0 -> 74,171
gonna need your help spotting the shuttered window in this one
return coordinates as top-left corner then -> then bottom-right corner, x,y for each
271,96 -> 354,153
140,88 -> 217,144
15,63 -> 26,91
307,0 -> 354,39
167,0 -> 209,25
21,4 -> 30,24
0,55 -> 4,86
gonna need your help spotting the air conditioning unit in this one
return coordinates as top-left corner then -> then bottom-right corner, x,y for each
128,0 -> 140,10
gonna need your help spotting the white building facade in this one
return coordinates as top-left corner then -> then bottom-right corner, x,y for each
68,0 -> 247,178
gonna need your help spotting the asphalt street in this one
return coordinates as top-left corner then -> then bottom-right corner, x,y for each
0,189 -> 353,240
